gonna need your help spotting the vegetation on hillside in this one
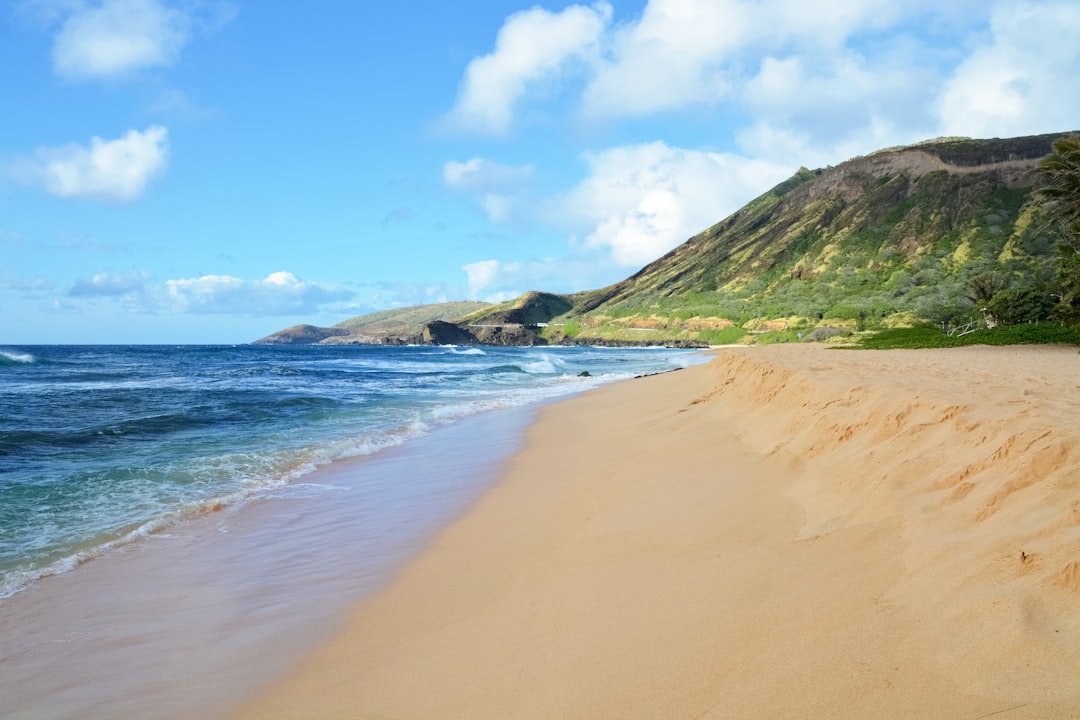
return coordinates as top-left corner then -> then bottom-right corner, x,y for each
537,132 -> 1078,346
459,292 -> 572,326
259,132 -> 1080,348
334,301 -> 489,332
1037,135 -> 1080,324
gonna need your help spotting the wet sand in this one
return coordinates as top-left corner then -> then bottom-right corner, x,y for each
231,344 -> 1080,719
0,406 -> 535,720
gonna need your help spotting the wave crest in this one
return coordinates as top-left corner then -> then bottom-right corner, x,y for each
0,350 -> 34,365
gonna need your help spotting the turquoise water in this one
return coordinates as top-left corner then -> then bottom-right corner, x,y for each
0,344 -> 696,599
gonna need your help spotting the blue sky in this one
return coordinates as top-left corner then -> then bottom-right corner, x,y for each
2,0 -> 1078,344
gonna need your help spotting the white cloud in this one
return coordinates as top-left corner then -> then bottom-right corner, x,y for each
734,52 -> 940,169
462,260 -> 504,298
743,51 -> 938,145
51,0 -> 191,80
447,145 -> 791,270
444,0 -> 1079,292
443,158 -> 534,223
163,272 -> 353,315
449,142 -> 793,272
69,270 -> 149,296
13,126 -> 169,202
553,142 -> 792,267
580,0 -> 953,133
582,0 -> 748,118
449,0 -> 935,128
937,1 -> 1080,138
444,2 -> 611,134
461,258 -> 543,302
447,0 -> 1015,150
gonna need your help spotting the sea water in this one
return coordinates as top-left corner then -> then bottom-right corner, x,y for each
0,344 -> 697,718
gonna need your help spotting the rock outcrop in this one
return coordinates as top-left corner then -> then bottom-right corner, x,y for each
421,321 -> 479,345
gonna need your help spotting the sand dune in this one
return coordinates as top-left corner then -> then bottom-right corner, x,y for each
230,344 -> 1080,719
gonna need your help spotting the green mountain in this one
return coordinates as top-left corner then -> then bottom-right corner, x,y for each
540,132 -> 1072,345
257,132 -> 1074,347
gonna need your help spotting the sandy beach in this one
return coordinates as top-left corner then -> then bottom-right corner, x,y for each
230,343 -> 1080,719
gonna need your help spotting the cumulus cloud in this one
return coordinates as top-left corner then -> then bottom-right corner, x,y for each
461,260 -> 503,298
579,0 -> 960,122
447,0 -> 943,131
581,0 -> 748,118
448,143 -> 792,271
69,270 -> 150,296
443,158 -> 534,223
937,1 -> 1080,138
447,0 -> 1054,158
444,2 -> 611,134
12,126 -> 169,202
553,142 -> 792,267
34,0 -> 237,80
163,271 -> 353,315
51,0 -> 188,79
741,50 -> 940,155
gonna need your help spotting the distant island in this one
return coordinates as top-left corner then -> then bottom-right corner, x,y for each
256,131 -> 1078,348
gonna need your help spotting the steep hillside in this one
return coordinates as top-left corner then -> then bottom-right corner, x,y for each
256,132 -> 1075,347
548,132 -> 1073,344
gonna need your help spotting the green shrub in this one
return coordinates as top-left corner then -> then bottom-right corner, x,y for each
986,287 -> 1055,326
853,323 -> 1080,349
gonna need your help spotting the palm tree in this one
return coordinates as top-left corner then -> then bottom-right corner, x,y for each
1038,136 -> 1080,323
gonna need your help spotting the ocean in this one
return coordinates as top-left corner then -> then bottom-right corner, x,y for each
0,343 -> 698,718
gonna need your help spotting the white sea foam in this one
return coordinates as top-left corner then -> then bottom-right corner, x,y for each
518,353 -> 569,375
0,349 -> 34,364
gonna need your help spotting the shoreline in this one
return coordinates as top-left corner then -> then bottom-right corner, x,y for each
230,343 -> 1080,718
0,403 -> 540,720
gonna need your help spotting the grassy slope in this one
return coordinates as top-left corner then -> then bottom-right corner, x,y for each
333,301 -> 489,336
260,133 -> 1077,348
852,323 -> 1080,349
547,133 -> 1075,346
458,292 -> 572,324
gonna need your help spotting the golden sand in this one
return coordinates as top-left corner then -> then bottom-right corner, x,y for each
230,344 -> 1080,718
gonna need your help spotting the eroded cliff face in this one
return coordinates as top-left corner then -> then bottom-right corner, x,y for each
419,321 -> 549,346
420,321 -> 478,345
